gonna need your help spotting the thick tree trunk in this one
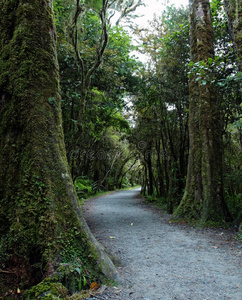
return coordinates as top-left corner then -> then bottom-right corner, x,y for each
172,0 -> 232,225
224,0 -> 242,98
224,0 -> 242,72
0,0 -> 120,291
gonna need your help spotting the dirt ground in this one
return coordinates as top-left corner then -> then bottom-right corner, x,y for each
82,188 -> 242,300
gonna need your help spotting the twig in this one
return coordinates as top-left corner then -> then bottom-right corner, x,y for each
0,270 -> 16,275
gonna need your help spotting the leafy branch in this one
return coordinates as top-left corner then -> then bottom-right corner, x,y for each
115,0 -> 145,26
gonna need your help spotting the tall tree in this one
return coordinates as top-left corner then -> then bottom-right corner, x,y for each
132,5 -> 190,210
224,0 -> 242,72
0,0 -> 118,293
172,0 -> 232,225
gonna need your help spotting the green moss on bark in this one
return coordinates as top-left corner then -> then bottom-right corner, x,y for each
172,0 -> 232,226
0,0 -> 103,291
224,0 -> 242,72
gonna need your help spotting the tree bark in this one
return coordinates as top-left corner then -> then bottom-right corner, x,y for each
145,143 -> 154,196
0,0 -> 120,289
224,0 -> 242,72
172,0 -> 232,225
224,0 -> 242,97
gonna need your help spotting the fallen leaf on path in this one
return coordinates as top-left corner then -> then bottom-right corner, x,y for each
90,282 -> 100,291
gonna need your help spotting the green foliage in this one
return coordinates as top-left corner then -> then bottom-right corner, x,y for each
58,263 -> 88,294
132,5 -> 190,205
75,177 -> 94,200
86,0 -> 102,10
145,195 -> 168,210
226,192 -> 242,220
188,55 -> 241,88
55,4 -> 140,188
53,0 -> 72,30
237,226 -> 242,241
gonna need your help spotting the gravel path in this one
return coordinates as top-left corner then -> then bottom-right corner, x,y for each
83,188 -> 242,300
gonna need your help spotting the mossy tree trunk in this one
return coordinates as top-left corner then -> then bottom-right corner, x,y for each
224,0 -> 242,73
0,0 -> 77,280
224,0 -> 242,226
0,0 -> 119,289
172,0 -> 232,225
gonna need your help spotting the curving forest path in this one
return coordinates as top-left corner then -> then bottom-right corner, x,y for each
83,188 -> 242,300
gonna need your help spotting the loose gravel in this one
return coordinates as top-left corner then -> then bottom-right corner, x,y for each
83,188 -> 242,300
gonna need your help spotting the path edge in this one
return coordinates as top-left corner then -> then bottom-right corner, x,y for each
80,213 -> 125,285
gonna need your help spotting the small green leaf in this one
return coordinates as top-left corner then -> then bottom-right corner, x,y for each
83,276 -> 87,287
78,278 -> 82,291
